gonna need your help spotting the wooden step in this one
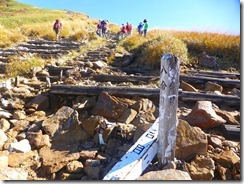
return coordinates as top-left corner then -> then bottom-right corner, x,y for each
221,124 -> 240,140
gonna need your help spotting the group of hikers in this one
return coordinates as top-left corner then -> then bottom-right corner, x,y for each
52,18 -> 148,41
96,19 -> 109,38
119,22 -> 133,39
137,19 -> 148,37
119,19 -> 148,39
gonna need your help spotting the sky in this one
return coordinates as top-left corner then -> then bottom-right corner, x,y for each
16,0 -> 241,35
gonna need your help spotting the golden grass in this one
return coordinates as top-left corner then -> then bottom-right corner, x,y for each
0,0 -> 240,72
5,56 -> 45,77
119,28 -> 240,70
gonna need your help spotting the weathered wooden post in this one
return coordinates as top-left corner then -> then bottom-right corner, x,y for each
157,54 -> 180,168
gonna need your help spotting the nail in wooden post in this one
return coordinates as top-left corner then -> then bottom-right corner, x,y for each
157,54 -> 180,168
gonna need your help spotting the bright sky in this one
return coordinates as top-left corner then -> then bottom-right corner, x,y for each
17,0 -> 240,35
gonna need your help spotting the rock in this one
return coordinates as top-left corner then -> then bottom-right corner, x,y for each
199,52 -> 218,68
230,88 -> 240,97
12,110 -> 26,120
43,107 -> 89,149
0,155 -> 8,168
0,118 -> 10,131
79,149 -> 98,160
117,108 -> 137,124
60,172 -> 84,180
27,130 -> 51,149
187,155 -> 215,180
42,106 -> 75,138
64,77 -> 77,85
180,81 -> 198,92
131,98 -> 156,113
0,167 -> 28,180
0,109 -> 12,119
214,108 -> 239,125
213,150 -> 240,166
91,92 -> 128,120
187,101 -> 226,129
84,159 -> 101,180
8,151 -> 36,167
216,164 -> 230,180
92,60 -> 107,69
38,146 -> 80,176
66,160 -> 84,173
8,139 -> 31,153
81,115 -> 107,136
137,111 -> 156,123
0,130 -> 8,148
113,123 -> 135,141
204,81 -> 223,92
105,138 -> 122,156
11,119 -> 30,132
25,93 -> 49,111
137,169 -> 192,180
133,123 -> 151,143
175,119 -> 208,161
207,135 -> 223,148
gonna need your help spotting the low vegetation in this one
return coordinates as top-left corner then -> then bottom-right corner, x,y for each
5,56 -> 45,77
0,0 -> 240,76
118,29 -> 240,70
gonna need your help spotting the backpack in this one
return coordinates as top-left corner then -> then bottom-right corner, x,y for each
54,22 -> 61,29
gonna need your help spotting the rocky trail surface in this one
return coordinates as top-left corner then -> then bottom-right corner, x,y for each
0,34 -> 240,180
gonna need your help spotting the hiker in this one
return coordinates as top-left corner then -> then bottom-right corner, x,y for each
126,22 -> 133,36
143,19 -> 148,37
96,20 -> 102,36
137,22 -> 144,35
119,24 -> 127,39
101,20 -> 109,38
53,19 -> 62,41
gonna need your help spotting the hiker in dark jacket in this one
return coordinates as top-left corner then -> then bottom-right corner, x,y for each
101,20 -> 109,38
53,19 -> 62,41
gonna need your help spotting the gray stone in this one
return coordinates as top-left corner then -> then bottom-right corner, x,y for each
137,169 -> 192,180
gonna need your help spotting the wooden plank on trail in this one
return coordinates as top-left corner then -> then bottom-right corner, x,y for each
91,73 -> 240,88
50,85 -> 240,106
180,75 -> 240,88
103,118 -> 159,180
221,124 -> 240,140
186,70 -> 240,79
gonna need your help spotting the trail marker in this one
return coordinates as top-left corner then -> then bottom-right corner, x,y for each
103,54 -> 180,180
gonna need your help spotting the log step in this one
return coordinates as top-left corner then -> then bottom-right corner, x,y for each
221,124 -> 240,140
50,85 -> 240,106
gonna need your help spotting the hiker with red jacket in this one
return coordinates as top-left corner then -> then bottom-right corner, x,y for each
53,19 -> 62,41
119,24 -> 127,39
126,22 -> 132,36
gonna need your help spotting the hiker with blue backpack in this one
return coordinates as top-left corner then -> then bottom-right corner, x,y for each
137,22 -> 144,35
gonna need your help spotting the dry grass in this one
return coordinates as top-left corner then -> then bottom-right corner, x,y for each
119,29 -> 240,70
5,57 -> 45,77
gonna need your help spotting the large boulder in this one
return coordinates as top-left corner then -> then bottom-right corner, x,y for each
175,119 -> 208,161
91,92 -> 128,120
187,101 -> 226,129
137,169 -> 192,180
187,155 -> 215,180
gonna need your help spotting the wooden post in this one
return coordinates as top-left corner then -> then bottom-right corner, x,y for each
157,54 -> 180,168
